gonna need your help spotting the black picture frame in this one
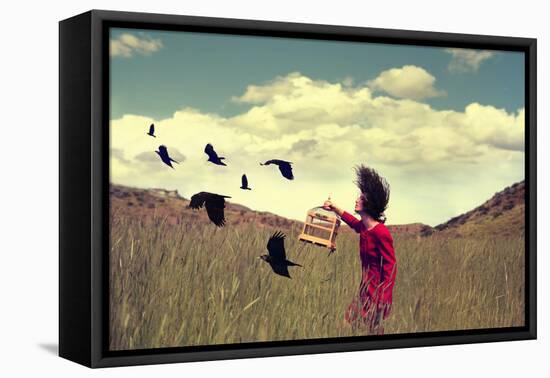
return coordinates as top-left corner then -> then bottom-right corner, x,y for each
59,9 -> 537,368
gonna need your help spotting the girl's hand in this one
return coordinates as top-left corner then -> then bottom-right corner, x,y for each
323,199 -> 344,216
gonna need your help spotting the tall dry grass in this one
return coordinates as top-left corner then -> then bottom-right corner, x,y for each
109,214 -> 524,351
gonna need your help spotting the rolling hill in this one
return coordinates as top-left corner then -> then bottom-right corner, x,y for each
433,180 -> 525,238
110,180 -> 525,238
110,184 -> 302,230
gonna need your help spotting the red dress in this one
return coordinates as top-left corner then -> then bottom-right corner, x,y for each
340,211 -> 397,325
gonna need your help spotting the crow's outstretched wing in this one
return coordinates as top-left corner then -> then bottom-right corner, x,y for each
204,194 -> 230,227
149,124 -> 155,135
241,174 -> 248,188
189,192 -> 208,209
190,192 -> 230,227
158,145 -> 168,155
278,162 -> 294,180
267,231 -> 287,262
204,143 -> 218,159
270,263 -> 291,278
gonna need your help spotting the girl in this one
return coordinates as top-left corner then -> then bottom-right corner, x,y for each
323,165 -> 397,334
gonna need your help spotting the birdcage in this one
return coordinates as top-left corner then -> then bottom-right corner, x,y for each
298,206 -> 341,251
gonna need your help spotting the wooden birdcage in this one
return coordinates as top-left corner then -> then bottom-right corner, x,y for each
298,206 -> 341,251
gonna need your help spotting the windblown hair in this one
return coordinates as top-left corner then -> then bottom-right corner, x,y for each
354,165 -> 390,223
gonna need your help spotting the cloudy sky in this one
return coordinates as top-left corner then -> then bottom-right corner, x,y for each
109,28 -> 525,226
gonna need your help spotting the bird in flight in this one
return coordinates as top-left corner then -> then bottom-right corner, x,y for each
189,191 -> 231,227
147,123 -> 156,138
204,143 -> 227,166
260,159 -> 294,180
259,231 -> 302,278
240,174 -> 252,190
155,145 -> 179,168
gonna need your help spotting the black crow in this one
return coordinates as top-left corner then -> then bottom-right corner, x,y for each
189,191 -> 231,227
204,143 -> 227,166
147,123 -> 156,137
260,159 -> 294,180
240,174 -> 252,190
155,145 -> 179,168
259,231 -> 302,278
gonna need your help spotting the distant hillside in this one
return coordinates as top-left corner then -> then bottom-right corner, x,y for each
110,184 -> 302,231
433,181 -> 525,238
110,180 -> 525,239
386,223 -> 435,237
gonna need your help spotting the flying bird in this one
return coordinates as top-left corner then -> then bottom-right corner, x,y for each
204,143 -> 227,166
259,231 -> 302,278
240,174 -> 252,190
155,145 -> 179,169
260,159 -> 294,180
147,123 -> 156,137
189,191 -> 231,227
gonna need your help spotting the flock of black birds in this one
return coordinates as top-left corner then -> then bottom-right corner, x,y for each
145,123 -> 302,278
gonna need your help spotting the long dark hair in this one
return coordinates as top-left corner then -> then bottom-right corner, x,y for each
354,165 -> 390,223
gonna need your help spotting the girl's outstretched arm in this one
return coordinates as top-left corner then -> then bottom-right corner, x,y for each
323,199 -> 344,216
323,200 -> 362,233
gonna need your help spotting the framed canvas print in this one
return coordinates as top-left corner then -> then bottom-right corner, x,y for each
59,10 -> 537,368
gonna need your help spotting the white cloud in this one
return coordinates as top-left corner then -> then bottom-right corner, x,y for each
232,72 -> 313,104
445,48 -> 495,73
111,72 -> 524,226
367,65 -> 446,100
110,33 -> 163,58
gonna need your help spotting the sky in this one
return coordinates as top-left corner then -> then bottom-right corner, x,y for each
109,28 -> 525,226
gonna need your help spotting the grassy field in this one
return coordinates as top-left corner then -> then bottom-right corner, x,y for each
109,212 -> 525,351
